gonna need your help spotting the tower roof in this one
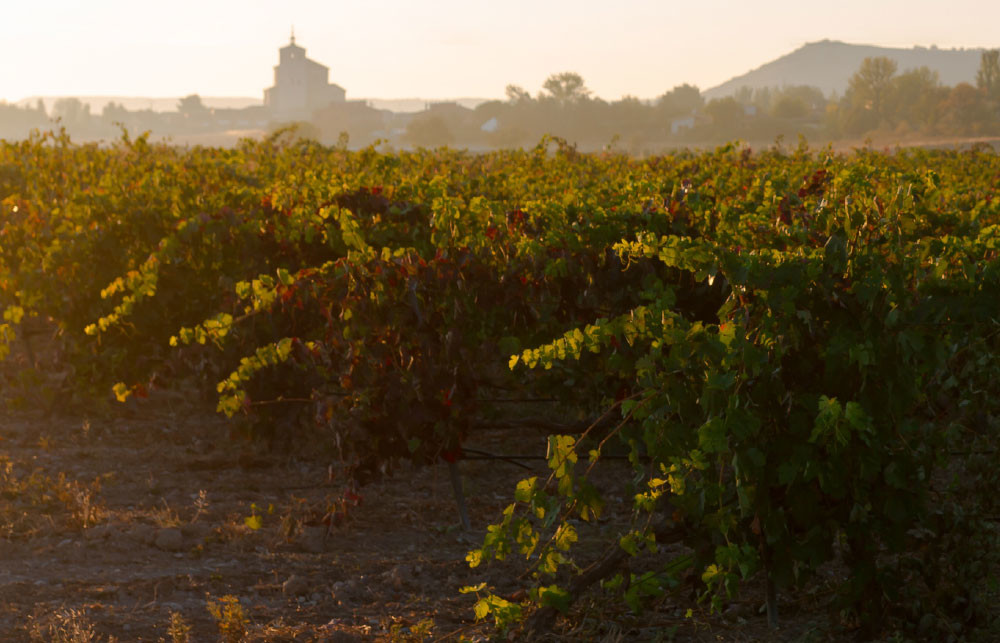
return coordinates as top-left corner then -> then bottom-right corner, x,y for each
281,28 -> 304,53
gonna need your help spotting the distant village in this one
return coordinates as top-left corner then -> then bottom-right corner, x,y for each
0,35 -> 528,149
1,37 -> 999,151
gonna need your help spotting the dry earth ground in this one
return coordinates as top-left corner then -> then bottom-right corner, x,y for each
0,307 -> 867,643
0,396 -> 852,642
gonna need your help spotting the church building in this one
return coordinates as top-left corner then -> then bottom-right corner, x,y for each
264,32 -> 346,121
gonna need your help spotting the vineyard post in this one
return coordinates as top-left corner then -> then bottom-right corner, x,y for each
762,536 -> 778,629
448,460 -> 471,531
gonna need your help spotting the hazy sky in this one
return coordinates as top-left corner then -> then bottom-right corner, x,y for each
3,0 -> 999,103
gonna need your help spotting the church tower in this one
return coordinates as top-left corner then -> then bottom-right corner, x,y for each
264,30 -> 346,121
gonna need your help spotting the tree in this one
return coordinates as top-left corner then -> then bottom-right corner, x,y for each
774,85 -> 826,112
976,49 -> 1000,102
733,86 -> 754,106
177,94 -> 208,117
505,84 -> 532,104
939,83 -> 993,136
887,67 -> 943,132
657,84 -> 703,117
541,72 -> 590,105
405,115 -> 454,147
704,97 -> 744,136
52,98 -> 91,130
752,86 -> 774,113
609,95 -> 651,137
102,101 -> 129,122
771,95 -> 809,119
0,102 -> 48,138
842,57 -> 898,133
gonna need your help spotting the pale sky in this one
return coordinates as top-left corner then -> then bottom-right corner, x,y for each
3,0 -> 999,103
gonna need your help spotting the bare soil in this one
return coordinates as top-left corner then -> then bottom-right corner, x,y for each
0,384 -> 846,642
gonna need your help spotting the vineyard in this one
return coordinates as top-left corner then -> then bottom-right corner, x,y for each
1,129 -> 1000,640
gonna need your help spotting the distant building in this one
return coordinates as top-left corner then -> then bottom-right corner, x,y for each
670,115 -> 695,135
264,31 -> 346,121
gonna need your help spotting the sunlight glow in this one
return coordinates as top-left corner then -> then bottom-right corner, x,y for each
2,0 -> 998,102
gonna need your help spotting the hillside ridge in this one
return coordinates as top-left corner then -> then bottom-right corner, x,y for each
704,40 -> 992,98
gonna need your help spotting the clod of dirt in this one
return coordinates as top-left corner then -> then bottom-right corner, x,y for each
128,524 -> 155,545
298,524 -> 327,553
180,521 -> 210,542
384,566 -> 407,591
727,601 -> 756,619
330,581 -> 356,602
153,528 -> 184,552
324,631 -> 362,643
282,574 -> 310,597
83,523 -> 114,541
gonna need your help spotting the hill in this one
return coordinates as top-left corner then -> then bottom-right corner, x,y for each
704,40 -> 991,99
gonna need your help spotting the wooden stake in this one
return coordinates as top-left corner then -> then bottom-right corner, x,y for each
765,570 -> 778,629
760,535 -> 779,629
447,460 -> 471,531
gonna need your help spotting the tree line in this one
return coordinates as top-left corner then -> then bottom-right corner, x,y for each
0,95 -> 270,141
2,50 -> 999,149
404,49 -> 1000,150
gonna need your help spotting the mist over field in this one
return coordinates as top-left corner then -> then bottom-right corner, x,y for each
2,32 -> 999,151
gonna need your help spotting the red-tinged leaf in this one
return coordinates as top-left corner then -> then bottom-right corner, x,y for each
442,447 -> 462,463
